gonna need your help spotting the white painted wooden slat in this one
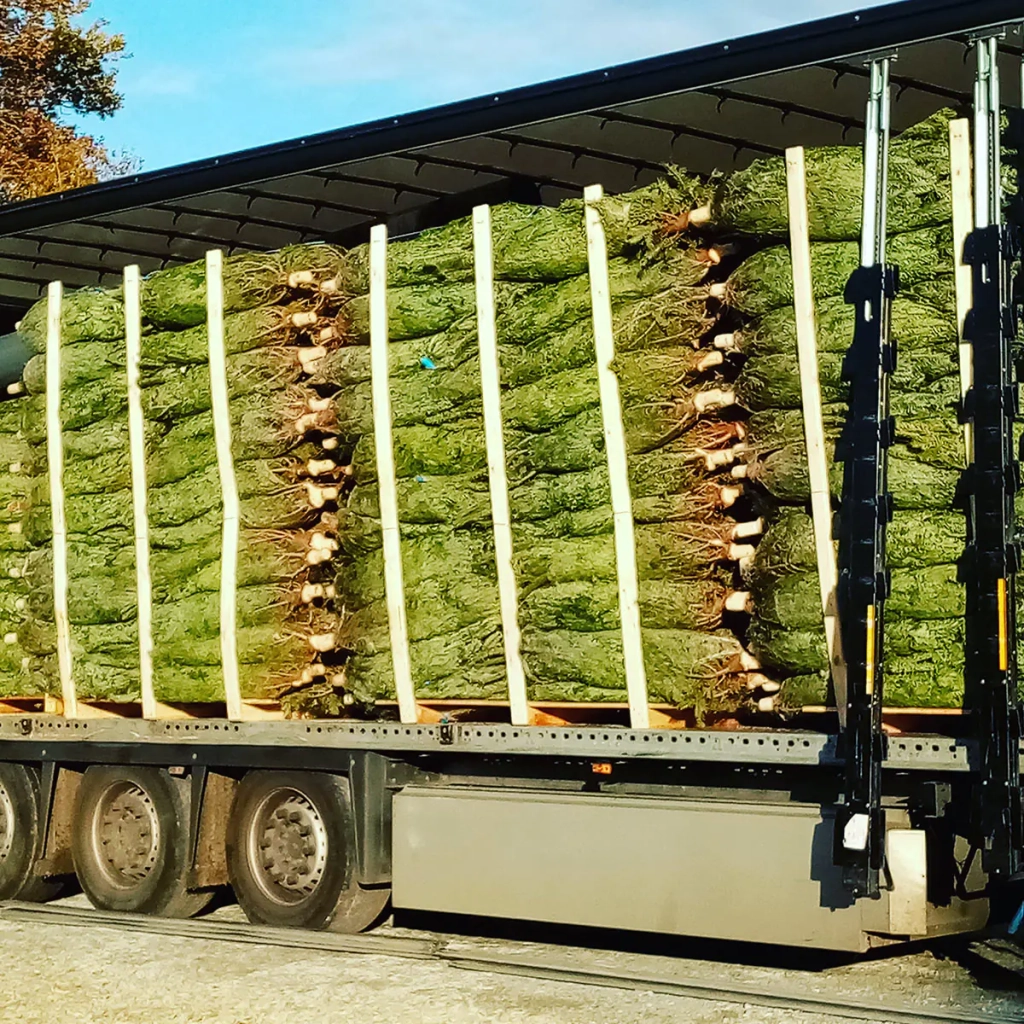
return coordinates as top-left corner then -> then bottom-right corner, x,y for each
784,148 -> 847,722
124,266 -> 157,720
45,281 -> 77,718
205,250 -> 243,722
369,225 -> 417,724
583,184 -> 649,730
472,205 -> 528,726
949,119 -> 974,462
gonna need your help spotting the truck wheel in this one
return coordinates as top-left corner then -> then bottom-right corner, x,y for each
0,763 -> 62,902
71,765 -> 212,918
227,770 -> 390,933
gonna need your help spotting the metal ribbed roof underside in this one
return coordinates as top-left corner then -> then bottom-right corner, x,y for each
0,0 -> 1020,316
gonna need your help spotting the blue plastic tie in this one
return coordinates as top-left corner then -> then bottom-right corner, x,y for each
1009,899 -> 1024,936
420,356 -> 436,369
415,475 -> 427,483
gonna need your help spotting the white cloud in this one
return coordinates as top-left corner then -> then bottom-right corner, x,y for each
127,64 -> 205,98
247,0 -> 858,99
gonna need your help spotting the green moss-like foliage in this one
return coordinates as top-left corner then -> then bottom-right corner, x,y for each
341,172 -> 712,293
332,175 -> 754,709
734,295 -> 957,359
342,252 -> 708,343
140,244 -> 348,329
12,114 -> 975,712
725,111 -> 968,710
736,350 -> 956,412
12,264 -> 338,701
741,443 -> 960,508
0,400 -> 33,697
17,288 -> 125,352
332,346 -> 708,439
722,226 -> 954,318
710,108 -> 957,240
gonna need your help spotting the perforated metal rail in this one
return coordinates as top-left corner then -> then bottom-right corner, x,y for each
0,713 -> 1012,773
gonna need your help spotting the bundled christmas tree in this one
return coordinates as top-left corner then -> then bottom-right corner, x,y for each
699,108 -> 966,710
326,179 -> 768,713
12,246 -> 348,702
0,397 -> 35,697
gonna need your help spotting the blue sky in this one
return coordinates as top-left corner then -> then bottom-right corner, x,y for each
76,0 -> 870,173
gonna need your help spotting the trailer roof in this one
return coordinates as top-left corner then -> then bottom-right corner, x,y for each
0,0 -> 1020,317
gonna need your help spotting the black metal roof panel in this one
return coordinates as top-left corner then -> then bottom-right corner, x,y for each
0,0 -> 1020,313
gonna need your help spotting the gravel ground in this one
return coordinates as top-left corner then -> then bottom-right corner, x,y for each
0,896 -> 1021,1024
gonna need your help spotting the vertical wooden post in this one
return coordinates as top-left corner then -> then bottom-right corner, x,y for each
205,250 -> 243,722
584,185 -> 649,730
949,119 -> 975,462
369,225 -> 417,724
472,205 -> 529,726
45,281 -> 77,719
785,147 -> 847,722
124,266 -> 157,720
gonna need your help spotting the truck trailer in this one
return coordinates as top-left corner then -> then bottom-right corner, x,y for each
0,0 -> 1020,953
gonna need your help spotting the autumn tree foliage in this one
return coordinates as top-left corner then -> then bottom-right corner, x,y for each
0,1 -> 127,203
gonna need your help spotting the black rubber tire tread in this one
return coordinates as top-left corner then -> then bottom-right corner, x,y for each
0,763 -> 63,903
227,769 -> 390,933
71,765 -> 212,918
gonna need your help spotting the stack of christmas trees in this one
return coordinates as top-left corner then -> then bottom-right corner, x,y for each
697,109 -> 967,708
325,182 -> 767,712
9,247 -> 348,702
0,106 -> 983,717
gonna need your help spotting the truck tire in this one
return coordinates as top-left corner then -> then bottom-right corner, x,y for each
0,763 -> 63,902
227,770 -> 390,933
71,765 -> 212,918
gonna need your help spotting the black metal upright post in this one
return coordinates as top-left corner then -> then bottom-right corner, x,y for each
963,31 -> 1023,882
834,56 -> 896,899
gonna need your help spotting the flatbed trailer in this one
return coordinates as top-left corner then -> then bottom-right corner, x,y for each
0,0 -> 1021,954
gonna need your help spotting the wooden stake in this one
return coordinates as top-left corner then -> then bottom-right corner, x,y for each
949,119 -> 974,462
206,250 -> 243,722
473,205 -> 529,726
785,148 -> 847,723
369,225 -> 417,725
584,185 -> 649,730
45,281 -> 77,719
124,266 -> 157,720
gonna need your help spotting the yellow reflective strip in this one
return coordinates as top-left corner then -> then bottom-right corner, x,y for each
865,604 -> 876,696
998,578 -> 1009,672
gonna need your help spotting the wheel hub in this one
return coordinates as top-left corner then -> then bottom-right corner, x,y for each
92,782 -> 160,886
0,780 -> 14,864
248,788 -> 328,905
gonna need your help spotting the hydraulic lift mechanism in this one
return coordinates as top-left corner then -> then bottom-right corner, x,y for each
963,29 -> 1023,882
835,29 -> 1024,900
835,54 -> 897,899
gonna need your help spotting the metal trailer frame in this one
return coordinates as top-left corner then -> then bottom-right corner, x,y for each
0,0 -> 1022,952
0,712 -> 1004,950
